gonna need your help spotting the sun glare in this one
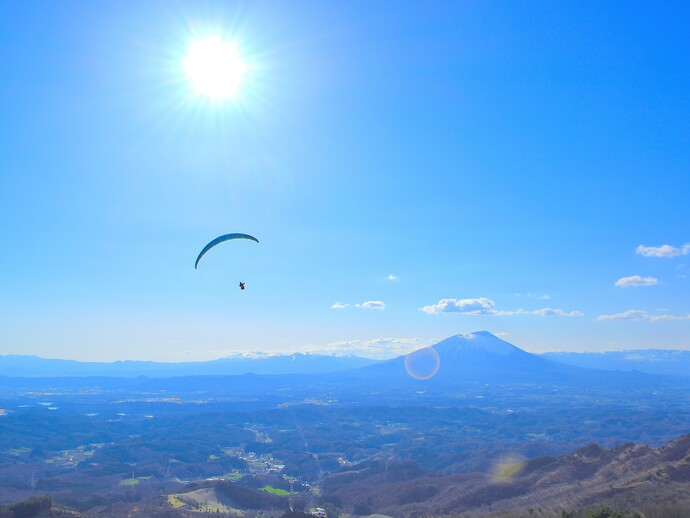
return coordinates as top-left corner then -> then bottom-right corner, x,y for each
184,37 -> 246,100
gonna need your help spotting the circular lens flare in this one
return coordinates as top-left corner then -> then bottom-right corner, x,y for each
490,453 -> 527,483
184,37 -> 246,99
404,347 -> 441,380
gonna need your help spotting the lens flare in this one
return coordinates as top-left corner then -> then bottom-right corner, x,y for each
404,346 -> 441,380
490,453 -> 527,483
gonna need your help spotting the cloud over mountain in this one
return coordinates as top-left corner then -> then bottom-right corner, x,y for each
420,298 -> 582,317
420,298 -> 495,315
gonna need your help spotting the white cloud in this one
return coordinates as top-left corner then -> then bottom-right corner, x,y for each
495,308 -> 583,317
597,309 -> 690,322
650,314 -> 690,322
636,243 -> 690,258
614,275 -> 660,288
420,298 -> 582,317
387,274 -> 398,281
493,308 -> 528,316
356,300 -> 386,310
530,308 -> 584,317
334,300 -> 386,310
420,297 -> 496,315
597,310 -> 649,321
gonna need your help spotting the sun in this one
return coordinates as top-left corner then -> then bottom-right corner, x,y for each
184,37 -> 246,100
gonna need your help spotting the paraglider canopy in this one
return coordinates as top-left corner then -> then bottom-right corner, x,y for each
194,233 -> 259,269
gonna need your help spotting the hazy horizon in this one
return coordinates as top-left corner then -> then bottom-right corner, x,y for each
4,330 -> 690,364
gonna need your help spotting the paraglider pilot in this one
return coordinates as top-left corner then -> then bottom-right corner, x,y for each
239,282 -> 245,290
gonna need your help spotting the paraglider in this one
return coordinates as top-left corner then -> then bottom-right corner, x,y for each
194,233 -> 259,269
195,233 -> 259,289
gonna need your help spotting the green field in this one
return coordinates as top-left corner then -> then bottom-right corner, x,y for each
259,485 -> 289,496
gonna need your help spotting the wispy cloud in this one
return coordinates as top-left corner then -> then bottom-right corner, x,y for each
650,314 -> 690,322
333,300 -> 386,310
420,298 -> 582,317
387,274 -> 398,281
529,308 -> 584,317
494,308 -> 583,317
636,243 -> 690,258
614,275 -> 660,288
597,310 -> 649,321
597,310 -> 690,322
356,300 -> 386,310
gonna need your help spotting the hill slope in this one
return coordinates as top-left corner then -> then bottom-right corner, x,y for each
322,434 -> 690,516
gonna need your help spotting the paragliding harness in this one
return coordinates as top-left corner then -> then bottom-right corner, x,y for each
193,233 -> 258,293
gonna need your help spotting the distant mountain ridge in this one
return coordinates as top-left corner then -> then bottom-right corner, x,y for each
543,349 -> 690,377
0,352 -> 380,378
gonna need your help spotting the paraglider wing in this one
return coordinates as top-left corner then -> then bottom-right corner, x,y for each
194,233 -> 259,269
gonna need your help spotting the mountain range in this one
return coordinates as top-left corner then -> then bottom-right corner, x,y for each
0,352 -> 379,378
3,331 -> 689,382
543,349 -> 690,377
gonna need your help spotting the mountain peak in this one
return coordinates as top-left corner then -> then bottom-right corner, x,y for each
433,331 -> 520,357
467,330 -> 493,336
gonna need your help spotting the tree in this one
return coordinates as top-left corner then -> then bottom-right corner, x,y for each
586,507 -> 624,518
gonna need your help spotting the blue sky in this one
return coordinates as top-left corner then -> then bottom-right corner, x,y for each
1,1 -> 689,361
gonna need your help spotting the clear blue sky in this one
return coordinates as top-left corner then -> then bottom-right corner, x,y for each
1,1 -> 689,361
